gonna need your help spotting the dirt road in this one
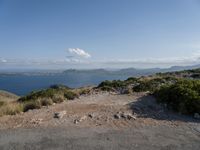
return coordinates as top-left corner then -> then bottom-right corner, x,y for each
0,92 -> 199,150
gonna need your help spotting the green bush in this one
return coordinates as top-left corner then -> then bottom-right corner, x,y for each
50,84 -> 70,90
23,101 -> 42,112
125,77 -> 138,84
18,84 -> 71,102
154,79 -> 200,115
100,86 -> 114,92
18,84 -> 77,103
132,77 -> 178,92
39,98 -> 53,106
98,80 -> 126,92
78,88 -> 91,95
64,91 -> 78,100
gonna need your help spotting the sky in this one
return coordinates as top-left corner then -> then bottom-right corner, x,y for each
1,0 -> 200,69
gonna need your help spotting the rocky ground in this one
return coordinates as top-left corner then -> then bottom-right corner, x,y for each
0,92 -> 199,150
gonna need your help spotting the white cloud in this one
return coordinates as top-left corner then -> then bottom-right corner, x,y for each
68,48 -> 91,58
1,50 -> 200,69
102,51 -> 200,66
0,58 -> 7,63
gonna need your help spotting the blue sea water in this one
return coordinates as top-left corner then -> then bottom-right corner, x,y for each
0,73 -> 130,96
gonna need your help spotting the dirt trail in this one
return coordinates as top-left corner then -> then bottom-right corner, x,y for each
0,92 -> 199,150
0,92 -> 145,129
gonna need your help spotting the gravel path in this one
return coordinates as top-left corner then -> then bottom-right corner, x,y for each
0,125 -> 199,150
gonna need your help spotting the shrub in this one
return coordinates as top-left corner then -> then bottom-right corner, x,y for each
18,88 -> 61,102
50,84 -> 70,90
18,84 -> 76,103
132,77 -> 177,93
125,77 -> 138,84
39,98 -> 53,106
23,101 -> 42,112
100,86 -> 114,92
98,80 -> 127,92
190,74 -> 200,79
78,88 -> 91,95
64,91 -> 78,100
154,79 -> 200,115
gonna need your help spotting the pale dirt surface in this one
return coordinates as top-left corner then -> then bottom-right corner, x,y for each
0,92 -> 199,150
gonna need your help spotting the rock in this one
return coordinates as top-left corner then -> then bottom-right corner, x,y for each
114,113 -> 121,119
30,118 -> 43,124
120,113 -> 127,119
74,119 -> 79,124
54,111 -> 66,119
126,114 -> 137,120
88,113 -> 94,118
80,115 -> 87,121
194,113 -> 200,119
74,115 -> 87,124
114,112 -> 136,120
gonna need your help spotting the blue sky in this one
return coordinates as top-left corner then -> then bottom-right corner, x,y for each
1,0 -> 200,69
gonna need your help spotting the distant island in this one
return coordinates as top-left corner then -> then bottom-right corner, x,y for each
1,64 -> 200,95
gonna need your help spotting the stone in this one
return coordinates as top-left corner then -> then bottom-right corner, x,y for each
114,113 -> 121,119
194,113 -> 200,119
121,112 -> 136,120
80,115 -> 87,122
30,118 -> 43,124
88,114 -> 94,118
120,113 -> 127,119
74,115 -> 87,124
54,111 -> 66,119
74,119 -> 79,124
126,114 -> 137,120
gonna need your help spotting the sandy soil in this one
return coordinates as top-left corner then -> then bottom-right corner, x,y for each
0,92 -> 199,150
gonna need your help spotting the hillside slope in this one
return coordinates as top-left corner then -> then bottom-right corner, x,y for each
0,90 -> 19,102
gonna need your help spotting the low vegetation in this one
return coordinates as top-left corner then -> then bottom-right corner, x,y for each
154,79 -> 200,115
0,102 -> 23,116
0,69 -> 200,117
0,85 -> 81,115
18,84 -> 78,102
17,85 -> 79,112
98,80 -> 127,92
98,69 -> 200,116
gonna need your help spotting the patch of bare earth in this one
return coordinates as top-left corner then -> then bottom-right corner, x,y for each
0,92 -> 199,130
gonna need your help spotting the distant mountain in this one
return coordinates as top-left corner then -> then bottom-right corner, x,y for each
62,64 -> 200,77
1,64 -> 200,77
167,64 -> 200,72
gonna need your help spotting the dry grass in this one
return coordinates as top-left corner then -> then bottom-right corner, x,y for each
0,102 -> 23,116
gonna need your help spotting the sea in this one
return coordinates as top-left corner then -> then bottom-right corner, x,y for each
0,73 -> 130,96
